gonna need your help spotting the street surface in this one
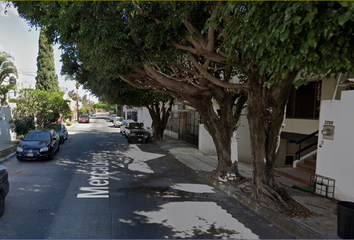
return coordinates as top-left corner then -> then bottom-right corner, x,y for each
0,113 -> 293,239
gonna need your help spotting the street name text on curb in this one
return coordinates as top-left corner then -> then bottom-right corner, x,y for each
77,155 -> 109,198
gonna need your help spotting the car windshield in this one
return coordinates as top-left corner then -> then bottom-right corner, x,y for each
117,117 -> 124,121
24,132 -> 51,141
111,114 -> 117,118
129,123 -> 144,129
80,115 -> 89,118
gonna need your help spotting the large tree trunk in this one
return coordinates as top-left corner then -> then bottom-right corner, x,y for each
246,72 -> 297,212
146,99 -> 174,142
191,91 -> 247,180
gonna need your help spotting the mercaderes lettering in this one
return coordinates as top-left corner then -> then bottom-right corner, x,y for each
77,157 -> 109,198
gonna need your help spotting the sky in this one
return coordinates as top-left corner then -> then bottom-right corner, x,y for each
0,2 -> 97,102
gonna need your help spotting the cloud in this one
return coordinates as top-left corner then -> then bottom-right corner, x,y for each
0,2 -> 19,18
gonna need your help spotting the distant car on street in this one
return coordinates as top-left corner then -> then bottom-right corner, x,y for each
91,112 -> 96,117
120,120 -> 135,136
125,122 -> 152,143
0,165 -> 9,218
109,114 -> 117,122
79,114 -> 90,123
113,117 -> 124,128
16,129 -> 61,161
46,123 -> 68,144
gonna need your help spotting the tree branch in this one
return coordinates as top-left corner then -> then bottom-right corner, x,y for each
187,52 -> 249,90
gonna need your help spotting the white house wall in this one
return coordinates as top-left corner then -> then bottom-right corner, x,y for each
137,107 -> 152,128
316,90 -> 354,201
122,106 -> 153,128
199,124 -> 217,155
198,124 -> 238,163
236,114 -> 252,164
0,107 -> 16,141
283,119 -> 319,135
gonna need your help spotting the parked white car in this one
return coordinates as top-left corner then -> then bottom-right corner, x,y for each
113,117 -> 124,128
120,120 -> 135,136
109,114 -> 117,122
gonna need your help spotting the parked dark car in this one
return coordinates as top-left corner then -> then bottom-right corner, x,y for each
79,114 -> 90,123
16,129 -> 60,161
0,165 -> 9,218
125,122 -> 152,143
46,123 -> 68,144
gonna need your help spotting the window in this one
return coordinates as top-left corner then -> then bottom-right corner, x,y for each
286,81 -> 321,119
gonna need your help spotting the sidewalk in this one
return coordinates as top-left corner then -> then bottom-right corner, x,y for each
0,140 -> 19,163
157,136 -> 339,239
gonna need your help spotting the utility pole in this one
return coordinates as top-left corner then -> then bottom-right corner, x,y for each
76,81 -> 79,120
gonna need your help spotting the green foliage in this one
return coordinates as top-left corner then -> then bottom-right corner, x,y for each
79,107 -> 90,115
0,51 -> 18,82
218,1 -> 354,86
0,51 -> 18,106
12,89 -> 71,128
66,121 -> 72,126
93,102 -> 116,112
8,115 -> 35,138
36,27 -> 60,92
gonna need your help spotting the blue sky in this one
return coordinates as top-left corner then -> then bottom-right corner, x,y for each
0,2 -> 97,101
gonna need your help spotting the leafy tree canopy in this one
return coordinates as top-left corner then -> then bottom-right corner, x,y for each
12,89 -> 71,128
0,51 -> 17,106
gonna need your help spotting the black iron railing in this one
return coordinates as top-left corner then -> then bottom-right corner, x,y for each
295,130 -> 319,160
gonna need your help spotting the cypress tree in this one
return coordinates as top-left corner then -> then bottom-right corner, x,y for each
35,27 -> 59,92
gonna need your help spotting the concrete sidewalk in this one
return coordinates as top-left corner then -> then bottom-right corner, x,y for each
158,136 -> 339,239
0,140 -> 19,163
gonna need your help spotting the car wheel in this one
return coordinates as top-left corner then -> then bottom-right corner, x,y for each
57,143 -> 60,152
49,148 -> 54,160
0,192 -> 5,218
60,137 -> 64,144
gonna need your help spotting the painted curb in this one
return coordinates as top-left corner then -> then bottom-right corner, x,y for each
0,152 -> 16,164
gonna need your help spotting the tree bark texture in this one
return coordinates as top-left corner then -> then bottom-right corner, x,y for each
146,99 -> 174,142
184,90 -> 247,179
246,72 -> 297,212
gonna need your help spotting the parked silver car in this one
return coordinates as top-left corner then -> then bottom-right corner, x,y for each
113,117 -> 124,128
109,114 -> 117,122
120,120 -> 135,136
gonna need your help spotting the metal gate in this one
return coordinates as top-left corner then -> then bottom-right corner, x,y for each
178,111 -> 199,147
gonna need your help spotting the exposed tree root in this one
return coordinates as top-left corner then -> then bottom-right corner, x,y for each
254,182 -> 312,217
210,170 -> 312,218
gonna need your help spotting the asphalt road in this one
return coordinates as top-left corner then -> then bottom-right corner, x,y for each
0,113 -> 293,239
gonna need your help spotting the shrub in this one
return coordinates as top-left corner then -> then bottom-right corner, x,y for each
9,115 -> 35,138
66,121 -> 72,126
